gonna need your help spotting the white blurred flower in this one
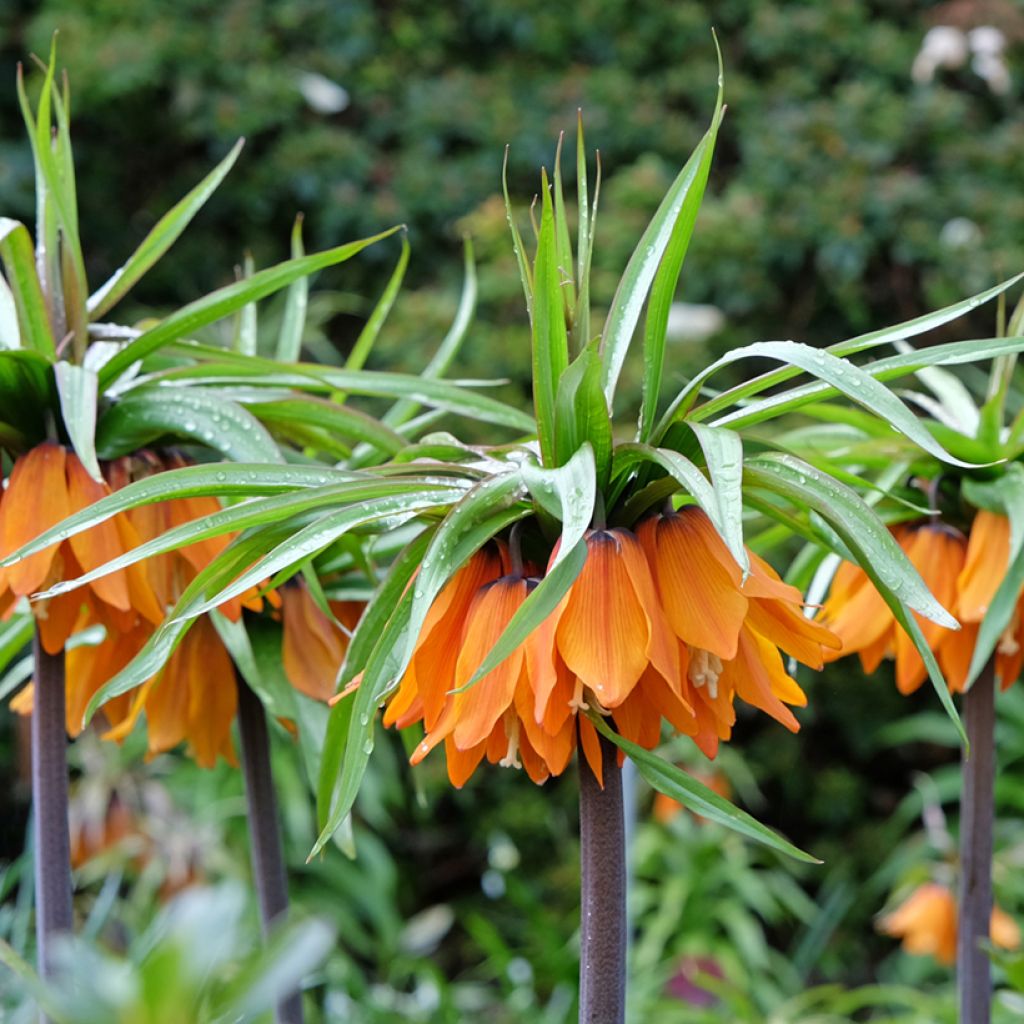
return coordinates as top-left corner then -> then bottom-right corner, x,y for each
912,26 -> 969,83
666,302 -> 725,343
939,217 -> 982,250
297,71 -> 350,114
969,26 -> 1011,94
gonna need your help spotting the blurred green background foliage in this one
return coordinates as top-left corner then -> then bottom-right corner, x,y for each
1,0 -> 1024,1019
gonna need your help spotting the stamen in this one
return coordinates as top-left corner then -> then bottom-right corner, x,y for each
689,648 -> 724,700
569,677 -> 590,712
998,612 -> 1020,657
499,712 -> 522,769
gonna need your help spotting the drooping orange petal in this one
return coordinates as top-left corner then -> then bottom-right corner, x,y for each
637,665 -> 698,737
740,551 -> 805,603
556,531 -> 650,707
281,585 -> 348,701
938,621 -> 978,694
820,559 -> 895,660
444,734 -> 486,787
617,528 -> 680,686
67,622 -> 150,737
744,597 -> 840,670
36,589 -> 88,655
408,548 -> 504,730
184,617 -> 237,768
65,455 -> 131,611
878,884 -> 958,966
612,685 -> 662,750
957,510 -> 1010,623
639,509 -> 748,661
451,578 -> 528,750
725,627 -> 801,732
2,444 -> 70,596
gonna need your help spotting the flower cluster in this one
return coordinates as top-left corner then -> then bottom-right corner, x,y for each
2,445 -> 282,767
821,511 -> 1023,693
384,506 -> 839,786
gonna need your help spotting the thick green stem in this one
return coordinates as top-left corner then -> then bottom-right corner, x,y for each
31,629 -> 72,993
958,659 -> 996,1024
578,732 -> 626,1023
235,673 -> 304,1024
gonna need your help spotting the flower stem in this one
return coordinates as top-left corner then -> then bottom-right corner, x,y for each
958,658 -> 996,1024
578,732 -> 626,1023
235,672 -> 304,1024
31,628 -> 72,987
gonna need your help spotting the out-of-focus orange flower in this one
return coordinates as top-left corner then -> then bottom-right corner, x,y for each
381,507 -> 839,787
281,583 -> 362,701
0,443 -> 156,654
878,882 -> 1021,965
821,513 -> 1024,694
69,794 -> 141,870
6,449 -> 284,768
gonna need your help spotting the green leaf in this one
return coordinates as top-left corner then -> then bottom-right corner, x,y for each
670,340 -> 991,466
713,335 -> 1024,433
0,271 -> 20,349
744,453 -> 964,741
233,252 -> 258,355
691,273 -> 1024,424
591,716 -> 820,863
274,214 -> 308,363
95,386 -> 283,463
638,47 -> 724,440
690,422 -> 748,575
343,234 -> 409,374
0,219 -> 55,358
88,139 -> 245,320
383,236 -> 476,428
152,347 -> 535,434
247,396 -> 406,458
0,349 -> 56,443
37,479 -> 460,602
601,57 -> 724,408
962,464 -> 1024,560
54,361 -> 101,481
532,167 -> 571,466
554,339 -> 612,486
0,462 -> 356,567
97,226 -> 402,387
177,489 -> 465,621
551,134 -> 577,326
573,111 -> 594,355
502,148 -> 533,320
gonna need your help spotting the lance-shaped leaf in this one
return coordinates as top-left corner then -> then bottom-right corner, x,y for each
97,226 -> 402,387
0,349 -> 56,444
0,462 -> 358,568
689,422 -> 747,576
95,387 -> 283,463
601,50 -> 724,408
274,215 -> 308,362
343,234 -> 409,375
532,167 -> 570,466
662,340 -> 991,468
592,716 -> 819,862
0,219 -> 55,358
88,139 -> 245,320
247,396 -> 406,457
713,335 -> 1024,433
34,478 -> 460,602
55,361 -> 102,481
554,339 -> 612,488
383,237 -> 477,428
502,148 -> 533,320
744,453 -> 964,741
690,272 -> 1024,424
151,349 -> 535,434
174,489 -> 466,621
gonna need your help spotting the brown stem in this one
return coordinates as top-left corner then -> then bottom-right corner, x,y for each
235,673 -> 304,1024
578,732 -> 626,1023
31,629 -> 72,990
958,659 -> 996,1024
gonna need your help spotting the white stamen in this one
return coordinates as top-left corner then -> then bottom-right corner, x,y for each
499,713 -> 522,769
569,678 -> 590,712
689,648 -> 724,700
998,611 -> 1020,657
